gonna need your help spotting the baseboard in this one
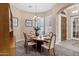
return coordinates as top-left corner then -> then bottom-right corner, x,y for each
16,39 -> 24,42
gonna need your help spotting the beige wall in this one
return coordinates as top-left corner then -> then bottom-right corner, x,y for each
64,5 -> 79,40
47,3 -> 72,43
10,5 -> 23,42
45,3 -> 72,33
10,4 -> 35,42
10,4 -> 51,42
10,3 -> 72,42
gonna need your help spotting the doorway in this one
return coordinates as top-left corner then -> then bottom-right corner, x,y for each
61,16 -> 67,41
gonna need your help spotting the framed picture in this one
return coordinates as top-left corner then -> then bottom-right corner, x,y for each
25,20 -> 32,27
13,17 -> 18,27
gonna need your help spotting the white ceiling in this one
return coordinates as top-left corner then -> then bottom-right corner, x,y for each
65,4 -> 79,10
12,3 -> 55,13
64,4 -> 79,14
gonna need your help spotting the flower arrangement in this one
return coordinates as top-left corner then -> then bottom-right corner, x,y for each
33,26 -> 40,36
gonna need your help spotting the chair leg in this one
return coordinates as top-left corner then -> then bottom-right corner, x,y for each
40,46 -> 43,54
24,43 -> 28,48
48,49 -> 51,56
53,48 -> 55,56
24,46 -> 29,53
32,45 -> 35,51
24,44 -> 26,48
48,48 -> 55,56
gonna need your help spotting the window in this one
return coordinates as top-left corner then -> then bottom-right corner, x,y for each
36,17 -> 45,35
35,15 -> 52,35
45,15 -> 52,35
71,16 -> 79,39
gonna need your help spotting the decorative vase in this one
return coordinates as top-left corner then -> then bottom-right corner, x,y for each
35,31 -> 39,36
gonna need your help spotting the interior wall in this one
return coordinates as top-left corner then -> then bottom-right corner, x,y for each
64,10 -> 72,40
10,4 -> 35,42
10,3 -> 72,43
45,3 -> 72,34
64,5 -> 79,40
56,13 -> 68,44
10,4 -> 54,42
55,4 -> 79,41
46,3 -> 72,43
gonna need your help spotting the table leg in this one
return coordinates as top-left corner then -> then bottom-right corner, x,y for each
36,41 -> 43,52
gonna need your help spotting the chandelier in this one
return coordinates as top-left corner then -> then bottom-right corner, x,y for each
33,4 -> 38,20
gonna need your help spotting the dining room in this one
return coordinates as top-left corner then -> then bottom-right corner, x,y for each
0,2 -> 79,56
10,3 -> 78,56
10,3 -> 57,56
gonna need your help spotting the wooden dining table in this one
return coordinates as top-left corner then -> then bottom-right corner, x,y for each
31,36 -> 50,52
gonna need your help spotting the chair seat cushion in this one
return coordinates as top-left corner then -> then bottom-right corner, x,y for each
41,42 -> 54,49
28,42 -> 36,45
41,44 -> 49,49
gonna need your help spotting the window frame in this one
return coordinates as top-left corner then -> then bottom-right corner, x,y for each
71,15 -> 79,39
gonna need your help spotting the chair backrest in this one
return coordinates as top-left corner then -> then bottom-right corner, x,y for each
30,31 -> 34,35
30,31 -> 36,38
23,32 -> 28,46
48,32 -> 56,49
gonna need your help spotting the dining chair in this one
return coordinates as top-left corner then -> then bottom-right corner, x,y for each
30,31 -> 35,35
23,32 -> 37,51
29,31 -> 36,39
41,32 -> 56,56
